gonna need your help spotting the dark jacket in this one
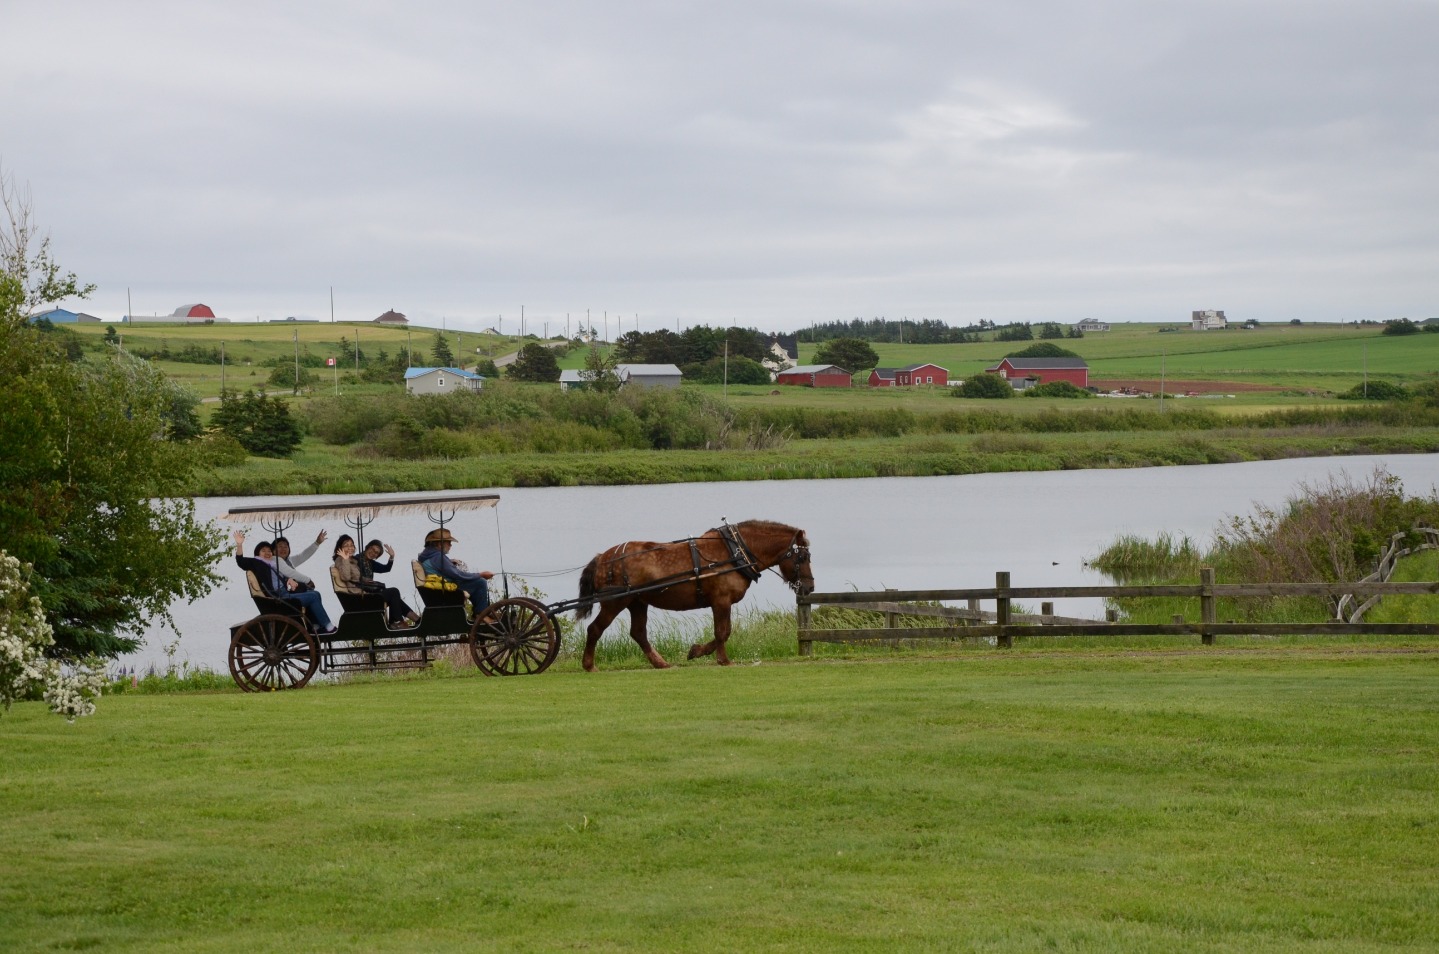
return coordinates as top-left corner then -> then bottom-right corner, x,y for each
236,554 -> 290,598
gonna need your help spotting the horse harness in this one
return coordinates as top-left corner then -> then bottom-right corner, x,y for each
601,522 -> 782,602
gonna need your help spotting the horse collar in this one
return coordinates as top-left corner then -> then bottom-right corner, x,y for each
718,524 -> 763,583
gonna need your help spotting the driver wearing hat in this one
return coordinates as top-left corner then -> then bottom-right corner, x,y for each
417,527 -> 493,616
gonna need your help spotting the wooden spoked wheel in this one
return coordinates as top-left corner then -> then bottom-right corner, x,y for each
229,614 -> 320,692
470,598 -> 560,676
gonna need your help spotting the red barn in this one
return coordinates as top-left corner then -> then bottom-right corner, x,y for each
170,303 -> 216,319
984,357 -> 1089,388
776,364 -> 852,387
868,363 -> 949,387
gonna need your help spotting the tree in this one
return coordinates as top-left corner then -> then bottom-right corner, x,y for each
955,372 -> 1015,398
995,322 -> 1033,342
432,332 -> 455,366
212,389 -> 304,457
1038,322 -> 1066,340
1,182 -> 225,659
0,552 -> 104,720
813,337 -> 879,371
472,357 -> 499,377
1383,318 -> 1421,336
1005,342 -> 1081,359
506,343 -> 562,382
681,355 -> 771,385
1023,380 -> 1092,399
582,345 -> 621,392
0,165 -> 95,314
103,324 -> 119,345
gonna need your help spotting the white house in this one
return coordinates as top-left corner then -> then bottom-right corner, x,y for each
1191,309 -> 1227,330
616,363 -> 683,388
404,367 -> 483,395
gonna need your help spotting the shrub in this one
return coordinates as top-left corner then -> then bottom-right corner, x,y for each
955,373 -> 1015,399
1023,380 -> 1092,399
1336,380 -> 1408,401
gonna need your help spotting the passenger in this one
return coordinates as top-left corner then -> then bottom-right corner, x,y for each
417,528 -> 493,616
273,530 -> 327,590
233,530 -> 336,634
333,534 -> 419,628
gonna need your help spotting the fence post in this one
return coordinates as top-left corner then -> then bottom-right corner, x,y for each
996,571 -> 1012,648
796,596 -> 812,657
1041,601 -> 1054,624
1200,567 -> 1216,646
967,597 -> 980,626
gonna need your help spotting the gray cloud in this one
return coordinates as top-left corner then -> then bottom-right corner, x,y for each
5,0 -> 1436,329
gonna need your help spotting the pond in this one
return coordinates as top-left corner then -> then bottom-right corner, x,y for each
125,453 -> 1439,675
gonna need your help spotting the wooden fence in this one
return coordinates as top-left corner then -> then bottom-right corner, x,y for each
796,569 -> 1439,654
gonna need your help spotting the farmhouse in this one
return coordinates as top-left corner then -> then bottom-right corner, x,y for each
985,357 -> 1089,388
1192,309 -> 1227,330
375,309 -> 409,325
776,364 -> 852,387
404,366 -> 483,395
868,363 -> 949,387
1075,318 -> 1109,332
617,363 -> 682,389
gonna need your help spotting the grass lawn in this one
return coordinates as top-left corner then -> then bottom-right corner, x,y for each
3,650 -> 1437,952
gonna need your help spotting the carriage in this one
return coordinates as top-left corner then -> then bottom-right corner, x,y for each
224,492 -> 562,691
223,490 -> 814,691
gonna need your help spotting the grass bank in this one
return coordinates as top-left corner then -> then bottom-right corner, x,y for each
4,650 -> 1437,952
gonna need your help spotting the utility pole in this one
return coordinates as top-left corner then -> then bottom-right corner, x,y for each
406,329 -> 412,368
355,327 -> 361,377
330,286 -> 334,323
293,329 -> 300,392
220,341 -> 225,393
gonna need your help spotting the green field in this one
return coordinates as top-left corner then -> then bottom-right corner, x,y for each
3,649 -> 1437,952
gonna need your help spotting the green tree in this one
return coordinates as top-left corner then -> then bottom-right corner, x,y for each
1022,380 -> 1093,399
1038,322 -> 1066,339
212,389 -> 304,456
103,323 -> 119,344
582,345 -> 621,392
1005,342 -> 1081,359
506,343 -> 562,382
813,337 -> 879,372
1,166 -> 96,312
955,372 -> 1015,398
995,322 -> 1033,342
1383,318 -> 1421,336
472,357 -> 499,377
432,332 -> 455,366
681,355 -> 770,384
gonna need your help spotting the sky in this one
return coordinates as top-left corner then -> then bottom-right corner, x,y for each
5,1 -> 1438,333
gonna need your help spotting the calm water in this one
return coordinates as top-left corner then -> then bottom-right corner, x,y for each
125,454 -> 1439,674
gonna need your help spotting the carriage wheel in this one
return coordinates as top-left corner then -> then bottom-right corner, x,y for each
470,598 -> 560,676
229,614 -> 320,692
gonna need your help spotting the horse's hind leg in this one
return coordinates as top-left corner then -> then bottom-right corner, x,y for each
627,603 -> 671,669
583,602 -> 621,673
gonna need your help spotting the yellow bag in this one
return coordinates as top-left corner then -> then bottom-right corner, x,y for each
422,574 -> 459,592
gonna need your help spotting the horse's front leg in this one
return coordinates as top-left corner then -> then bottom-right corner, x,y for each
711,603 -> 735,665
628,603 -> 671,669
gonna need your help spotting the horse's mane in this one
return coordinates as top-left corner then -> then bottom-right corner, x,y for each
728,519 -> 797,534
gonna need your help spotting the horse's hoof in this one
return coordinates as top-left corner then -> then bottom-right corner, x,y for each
686,644 -> 703,660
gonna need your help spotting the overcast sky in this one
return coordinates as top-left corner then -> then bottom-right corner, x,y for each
5,1 -> 1437,332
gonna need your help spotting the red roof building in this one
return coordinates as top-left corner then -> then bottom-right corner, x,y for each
776,364 -> 852,387
868,363 -> 949,387
984,357 -> 1089,388
170,303 -> 216,319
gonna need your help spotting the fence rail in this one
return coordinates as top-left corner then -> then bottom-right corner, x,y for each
796,568 -> 1439,653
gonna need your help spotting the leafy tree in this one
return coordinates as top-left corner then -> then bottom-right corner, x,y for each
955,372 -> 1015,398
212,389 -> 304,456
432,332 -> 455,366
103,323 -> 119,344
1023,380 -> 1093,399
681,355 -> 770,384
1383,318 -> 1421,336
995,322 -> 1033,342
506,342 -> 562,382
813,337 -> 879,371
1038,322 -> 1066,340
1,165 -> 96,312
1335,380 -> 1408,401
472,357 -> 499,377
0,553 -> 105,720
267,362 -> 318,392
582,345 -> 621,392
1005,342 -> 1081,359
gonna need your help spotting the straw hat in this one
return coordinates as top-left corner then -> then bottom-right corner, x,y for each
424,528 -> 458,546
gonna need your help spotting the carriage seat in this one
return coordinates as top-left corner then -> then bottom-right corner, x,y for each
412,560 -> 465,608
330,566 -> 386,614
245,571 -> 307,621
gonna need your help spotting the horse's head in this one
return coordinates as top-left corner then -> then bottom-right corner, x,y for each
777,529 -> 814,597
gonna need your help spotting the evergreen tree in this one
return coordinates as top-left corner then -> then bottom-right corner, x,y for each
432,332 -> 455,366
506,343 -> 562,382
212,390 -> 303,457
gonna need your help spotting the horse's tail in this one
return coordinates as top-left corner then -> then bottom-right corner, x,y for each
574,556 -> 598,621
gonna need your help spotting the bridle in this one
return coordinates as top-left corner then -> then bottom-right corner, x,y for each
771,532 -> 812,594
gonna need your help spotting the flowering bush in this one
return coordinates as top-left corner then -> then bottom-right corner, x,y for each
0,552 -> 103,721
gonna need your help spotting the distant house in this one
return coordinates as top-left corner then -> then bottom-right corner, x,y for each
776,364 -> 851,387
1075,318 -> 1109,333
617,363 -> 682,389
985,357 -> 1089,388
375,309 -> 409,325
28,308 -> 80,324
868,363 -> 949,387
763,334 -> 799,373
1192,309 -> 1227,330
404,366 -> 483,395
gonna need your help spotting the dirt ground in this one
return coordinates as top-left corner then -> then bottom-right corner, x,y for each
1090,379 -> 1285,394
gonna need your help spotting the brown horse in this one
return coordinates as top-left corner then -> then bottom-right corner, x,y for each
574,519 -> 813,672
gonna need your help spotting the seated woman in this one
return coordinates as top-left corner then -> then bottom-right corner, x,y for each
273,530 -> 327,590
234,530 -> 336,634
333,534 -> 419,628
